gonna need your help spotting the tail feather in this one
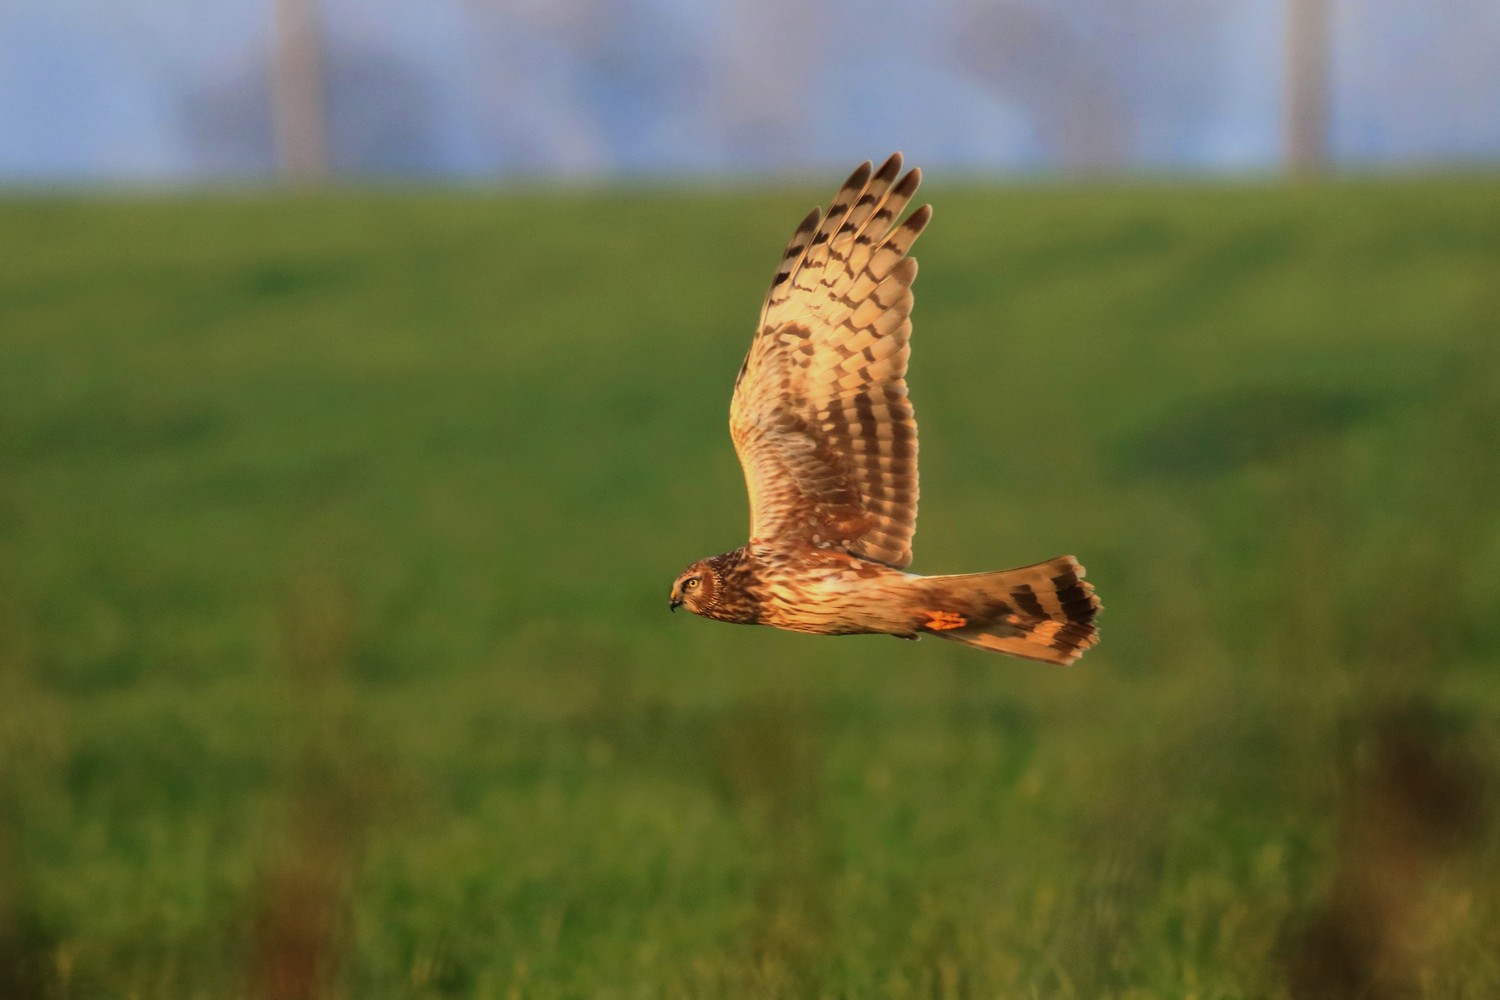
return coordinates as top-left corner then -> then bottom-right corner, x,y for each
915,555 -> 1101,665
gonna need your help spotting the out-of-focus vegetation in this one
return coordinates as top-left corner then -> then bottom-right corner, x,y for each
0,177 -> 1497,998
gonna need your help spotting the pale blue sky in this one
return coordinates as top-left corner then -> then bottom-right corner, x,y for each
0,0 -> 1495,182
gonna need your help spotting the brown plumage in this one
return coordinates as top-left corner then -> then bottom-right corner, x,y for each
669,154 -> 1100,665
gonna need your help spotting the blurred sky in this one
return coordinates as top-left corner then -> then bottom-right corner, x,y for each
1,0 -> 1497,183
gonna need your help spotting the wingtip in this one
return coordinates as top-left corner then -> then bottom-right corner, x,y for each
841,160 -> 874,191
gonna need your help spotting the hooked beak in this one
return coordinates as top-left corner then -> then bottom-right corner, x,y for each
669,596 -> 682,613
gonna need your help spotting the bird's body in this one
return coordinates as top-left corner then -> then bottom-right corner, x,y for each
670,154 -> 1101,664
689,544 -> 917,634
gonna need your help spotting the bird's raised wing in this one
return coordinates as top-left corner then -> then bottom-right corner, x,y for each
730,154 -> 931,569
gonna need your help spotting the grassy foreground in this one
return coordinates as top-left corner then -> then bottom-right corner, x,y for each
0,175 -> 1498,998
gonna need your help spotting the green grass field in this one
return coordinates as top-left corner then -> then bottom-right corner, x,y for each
1,175 -> 1498,998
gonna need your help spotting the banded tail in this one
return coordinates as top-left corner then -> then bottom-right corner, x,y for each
913,556 -> 1101,665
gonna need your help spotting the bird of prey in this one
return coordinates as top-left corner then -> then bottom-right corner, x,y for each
669,154 -> 1100,664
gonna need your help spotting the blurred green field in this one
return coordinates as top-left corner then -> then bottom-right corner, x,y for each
1,175 -> 1498,999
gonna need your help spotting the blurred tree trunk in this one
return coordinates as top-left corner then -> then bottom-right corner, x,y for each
273,0 -> 330,182
1286,0 -> 1330,173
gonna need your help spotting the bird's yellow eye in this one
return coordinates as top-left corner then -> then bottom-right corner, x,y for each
685,578 -> 700,589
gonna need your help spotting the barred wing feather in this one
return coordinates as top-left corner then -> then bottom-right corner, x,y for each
729,153 -> 931,569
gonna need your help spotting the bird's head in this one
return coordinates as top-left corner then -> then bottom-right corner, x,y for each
668,560 -> 718,617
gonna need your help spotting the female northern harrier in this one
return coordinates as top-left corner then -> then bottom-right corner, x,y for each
669,154 -> 1100,664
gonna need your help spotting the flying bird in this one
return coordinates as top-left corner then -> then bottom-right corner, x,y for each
669,154 -> 1100,664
